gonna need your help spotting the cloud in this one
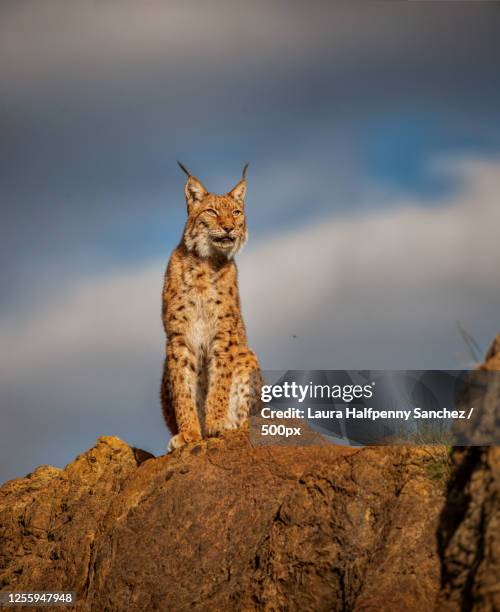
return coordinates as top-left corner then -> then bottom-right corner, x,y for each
1,155 -> 499,483
0,260 -> 164,382
0,1 -> 351,87
240,157 -> 500,368
2,1 -> 499,90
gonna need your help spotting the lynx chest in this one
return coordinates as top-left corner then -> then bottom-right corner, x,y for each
184,268 -> 223,354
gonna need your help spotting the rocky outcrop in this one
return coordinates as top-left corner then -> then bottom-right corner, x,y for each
437,335 -> 500,612
0,438 -> 152,601
0,335 -> 498,611
0,436 -> 447,611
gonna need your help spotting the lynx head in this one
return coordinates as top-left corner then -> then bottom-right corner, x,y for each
178,161 -> 249,259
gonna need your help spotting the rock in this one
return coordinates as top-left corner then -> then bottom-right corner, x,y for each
437,334 -> 500,612
0,433 -> 447,610
0,436 -> 140,599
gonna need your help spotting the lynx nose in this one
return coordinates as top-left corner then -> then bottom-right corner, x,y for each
222,225 -> 233,234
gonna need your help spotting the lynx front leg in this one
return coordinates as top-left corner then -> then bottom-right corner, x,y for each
204,364 -> 234,437
205,344 -> 262,437
165,339 -> 202,450
204,335 -> 237,436
228,350 -> 263,428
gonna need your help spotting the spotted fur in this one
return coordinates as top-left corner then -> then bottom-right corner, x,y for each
161,164 -> 262,450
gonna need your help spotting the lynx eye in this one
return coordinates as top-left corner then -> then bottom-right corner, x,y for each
204,208 -> 218,217
232,209 -> 242,217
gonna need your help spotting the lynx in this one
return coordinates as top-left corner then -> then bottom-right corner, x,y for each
161,162 -> 262,450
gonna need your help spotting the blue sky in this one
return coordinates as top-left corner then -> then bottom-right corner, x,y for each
1,1 -> 500,482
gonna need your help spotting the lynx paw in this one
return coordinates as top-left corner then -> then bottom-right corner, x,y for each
205,418 -> 238,438
168,429 -> 202,452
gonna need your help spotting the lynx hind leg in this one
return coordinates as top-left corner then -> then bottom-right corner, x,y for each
228,350 -> 263,429
161,358 -> 178,437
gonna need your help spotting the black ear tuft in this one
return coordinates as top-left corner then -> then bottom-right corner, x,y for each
177,161 -> 191,177
242,162 -> 249,179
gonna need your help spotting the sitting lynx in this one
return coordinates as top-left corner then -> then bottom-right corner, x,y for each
161,162 -> 262,450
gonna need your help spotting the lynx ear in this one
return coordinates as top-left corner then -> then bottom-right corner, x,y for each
185,175 -> 207,207
177,161 -> 207,210
228,162 -> 248,205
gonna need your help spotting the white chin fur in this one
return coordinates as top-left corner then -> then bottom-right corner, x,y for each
185,231 -> 247,260
185,237 -> 232,259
